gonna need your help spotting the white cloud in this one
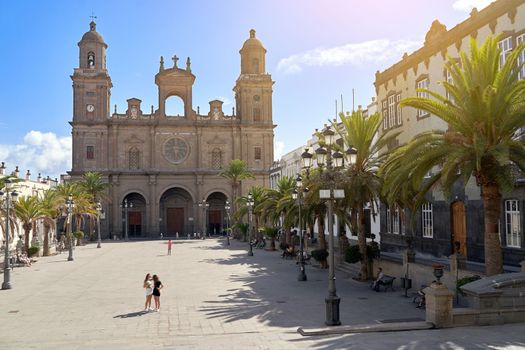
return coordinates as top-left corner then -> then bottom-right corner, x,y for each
0,131 -> 71,180
274,141 -> 285,160
277,39 -> 421,74
452,0 -> 493,12
215,96 -> 232,106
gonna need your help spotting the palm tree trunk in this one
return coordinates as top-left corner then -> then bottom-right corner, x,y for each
232,182 -> 238,238
43,223 -> 51,256
24,225 -> 31,254
481,183 -> 503,276
357,203 -> 370,280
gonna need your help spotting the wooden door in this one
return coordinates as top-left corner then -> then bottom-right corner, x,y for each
208,210 -> 221,234
167,208 -> 184,235
128,212 -> 142,237
451,201 -> 467,256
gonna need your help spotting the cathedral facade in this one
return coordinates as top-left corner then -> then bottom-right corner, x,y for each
69,22 -> 275,238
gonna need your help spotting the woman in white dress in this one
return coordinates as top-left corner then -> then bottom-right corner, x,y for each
143,273 -> 153,311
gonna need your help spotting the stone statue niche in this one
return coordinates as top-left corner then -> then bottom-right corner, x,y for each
126,98 -> 142,119
208,100 -> 224,120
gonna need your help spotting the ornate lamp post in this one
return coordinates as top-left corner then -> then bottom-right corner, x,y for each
246,193 -> 254,256
96,202 -> 102,248
292,174 -> 309,281
120,199 -> 133,241
198,199 -> 209,238
225,201 -> 231,246
66,195 -> 75,262
1,179 -> 19,290
315,124 -> 356,326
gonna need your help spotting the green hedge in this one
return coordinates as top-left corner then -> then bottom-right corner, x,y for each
28,246 -> 40,257
73,231 -> 84,239
311,249 -> 328,262
456,275 -> 481,295
344,243 -> 380,264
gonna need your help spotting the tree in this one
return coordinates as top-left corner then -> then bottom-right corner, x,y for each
13,196 -> 47,254
235,186 -> 266,241
335,109 -> 397,280
38,189 -> 61,256
382,36 -> 525,276
303,168 -> 328,251
54,182 -> 94,246
259,176 -> 296,244
79,172 -> 109,240
220,160 -> 255,231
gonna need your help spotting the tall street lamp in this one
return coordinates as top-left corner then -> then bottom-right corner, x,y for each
315,124 -> 357,326
66,195 -> 75,262
225,200 -> 231,246
120,199 -> 133,241
96,201 -> 102,248
246,193 -> 254,256
198,199 -> 209,238
292,174 -> 309,281
1,179 -> 19,290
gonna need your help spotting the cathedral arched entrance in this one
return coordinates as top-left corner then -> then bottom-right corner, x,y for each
160,187 -> 194,236
206,192 -> 229,235
123,192 -> 147,238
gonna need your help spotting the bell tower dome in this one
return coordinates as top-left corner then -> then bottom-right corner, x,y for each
239,29 -> 266,75
234,29 -> 273,125
78,21 -> 108,70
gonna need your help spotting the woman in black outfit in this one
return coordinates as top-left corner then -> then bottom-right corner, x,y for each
152,274 -> 163,312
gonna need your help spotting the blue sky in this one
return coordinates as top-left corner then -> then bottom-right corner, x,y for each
0,0 -> 491,178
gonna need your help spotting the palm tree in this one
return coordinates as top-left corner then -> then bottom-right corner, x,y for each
259,176 -> 295,244
335,109 -> 398,280
303,169 -> 328,251
383,36 -> 525,276
55,182 -> 93,246
236,186 -> 266,241
79,172 -> 109,240
13,196 -> 46,254
38,189 -> 61,256
220,160 -> 255,231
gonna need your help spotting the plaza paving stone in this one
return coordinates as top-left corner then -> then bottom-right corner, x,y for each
1,238 -> 525,349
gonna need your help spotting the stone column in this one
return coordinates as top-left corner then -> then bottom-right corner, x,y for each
425,283 -> 454,328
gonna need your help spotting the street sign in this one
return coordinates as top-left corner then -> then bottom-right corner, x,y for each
334,189 -> 345,198
319,189 -> 345,199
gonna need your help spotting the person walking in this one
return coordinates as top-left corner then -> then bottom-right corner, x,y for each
143,273 -> 153,311
167,239 -> 172,255
152,274 -> 163,312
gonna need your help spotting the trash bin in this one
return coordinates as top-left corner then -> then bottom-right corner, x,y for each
401,277 -> 412,290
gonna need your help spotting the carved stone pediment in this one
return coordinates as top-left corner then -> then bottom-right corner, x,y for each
125,134 -> 145,144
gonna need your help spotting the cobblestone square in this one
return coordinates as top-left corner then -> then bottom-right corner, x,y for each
1,239 -> 524,349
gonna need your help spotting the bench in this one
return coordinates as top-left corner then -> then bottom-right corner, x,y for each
381,276 -> 396,291
371,275 -> 396,292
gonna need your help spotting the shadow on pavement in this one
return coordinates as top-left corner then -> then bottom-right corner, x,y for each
199,239 -> 525,350
113,310 -> 150,318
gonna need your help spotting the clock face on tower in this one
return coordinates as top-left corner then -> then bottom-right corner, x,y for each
163,137 -> 189,164
86,104 -> 95,112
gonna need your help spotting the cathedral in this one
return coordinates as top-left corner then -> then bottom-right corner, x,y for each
68,21 -> 275,238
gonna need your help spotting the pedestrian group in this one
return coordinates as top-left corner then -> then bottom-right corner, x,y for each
143,273 -> 163,312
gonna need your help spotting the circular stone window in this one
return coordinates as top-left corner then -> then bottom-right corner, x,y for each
163,137 -> 189,164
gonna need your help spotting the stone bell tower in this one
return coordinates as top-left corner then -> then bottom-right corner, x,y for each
233,29 -> 274,125
70,21 -> 112,172
71,21 -> 112,122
